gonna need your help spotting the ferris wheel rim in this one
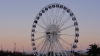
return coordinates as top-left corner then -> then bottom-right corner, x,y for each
31,3 -> 79,55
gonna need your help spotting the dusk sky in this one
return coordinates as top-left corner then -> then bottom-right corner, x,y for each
0,0 -> 100,53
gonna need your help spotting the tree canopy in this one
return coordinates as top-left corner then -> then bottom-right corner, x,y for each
87,43 -> 100,56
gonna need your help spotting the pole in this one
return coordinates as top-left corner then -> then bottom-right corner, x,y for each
14,43 -> 16,52
1,45 -> 2,50
22,46 -> 24,53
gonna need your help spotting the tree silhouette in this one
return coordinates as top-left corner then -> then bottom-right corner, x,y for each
0,50 -> 35,56
97,47 -> 100,56
87,43 -> 100,56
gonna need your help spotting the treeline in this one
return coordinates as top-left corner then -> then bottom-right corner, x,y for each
0,43 -> 100,56
0,50 -> 36,56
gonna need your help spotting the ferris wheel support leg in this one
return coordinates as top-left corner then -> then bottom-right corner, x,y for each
53,41 -> 55,56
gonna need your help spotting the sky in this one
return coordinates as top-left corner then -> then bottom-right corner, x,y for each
0,0 -> 100,53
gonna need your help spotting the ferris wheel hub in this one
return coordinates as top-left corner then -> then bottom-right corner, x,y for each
46,24 -> 60,42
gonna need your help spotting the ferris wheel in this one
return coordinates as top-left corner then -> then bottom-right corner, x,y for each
31,3 -> 79,56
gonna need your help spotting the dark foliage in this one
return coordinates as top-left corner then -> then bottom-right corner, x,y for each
87,43 -> 100,56
0,50 -> 35,56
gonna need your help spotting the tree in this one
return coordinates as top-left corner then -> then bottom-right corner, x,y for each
87,43 -> 100,56
97,47 -> 100,56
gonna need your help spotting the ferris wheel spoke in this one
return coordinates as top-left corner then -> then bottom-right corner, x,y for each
36,38 -> 46,50
39,39 -> 47,54
56,41 -> 62,55
40,16 -> 48,27
60,34 -> 75,36
37,24 -> 46,30
50,8 -> 54,25
34,35 -> 45,41
59,16 -> 71,28
54,42 -> 59,56
45,11 -> 50,25
44,41 -> 50,54
34,31 -> 45,33
46,42 -> 51,55
55,40 -> 62,55
60,25 -> 74,31
58,39 -> 68,56
53,42 -> 57,53
51,8 -> 55,24
54,41 -> 58,51
57,10 -> 66,25
57,39 -> 65,56
43,40 -> 49,54
59,37 -> 72,46
45,41 -> 50,55
57,40 -> 63,50
52,39 -> 56,56
42,40 -> 48,54
54,8 -> 60,24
